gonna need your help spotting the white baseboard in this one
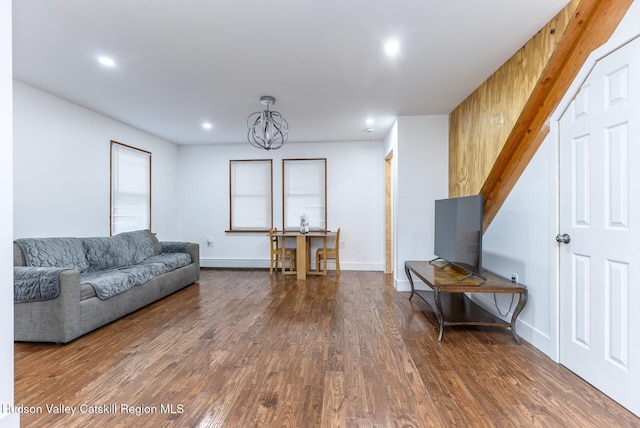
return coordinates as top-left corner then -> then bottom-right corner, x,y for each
199,258 -> 384,271
469,293 -> 554,359
394,278 -> 411,291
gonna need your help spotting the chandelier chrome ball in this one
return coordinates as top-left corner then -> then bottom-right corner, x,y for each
247,95 -> 289,150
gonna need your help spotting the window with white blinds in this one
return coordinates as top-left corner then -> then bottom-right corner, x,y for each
229,159 -> 273,231
283,158 -> 326,231
110,141 -> 151,235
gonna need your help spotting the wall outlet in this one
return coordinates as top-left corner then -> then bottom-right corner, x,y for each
206,238 -> 213,248
339,241 -> 345,249
511,273 -> 518,283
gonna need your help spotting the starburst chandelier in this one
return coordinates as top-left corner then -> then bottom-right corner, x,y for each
247,95 -> 289,150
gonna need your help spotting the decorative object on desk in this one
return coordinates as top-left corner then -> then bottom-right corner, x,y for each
269,228 -> 296,275
247,95 -> 288,150
300,214 -> 309,234
316,227 -> 341,275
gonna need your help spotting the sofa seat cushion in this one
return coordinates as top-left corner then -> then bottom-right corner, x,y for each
15,237 -> 90,272
80,283 -> 97,301
81,230 -> 158,272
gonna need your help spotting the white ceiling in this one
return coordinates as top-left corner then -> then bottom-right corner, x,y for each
12,0 -> 570,146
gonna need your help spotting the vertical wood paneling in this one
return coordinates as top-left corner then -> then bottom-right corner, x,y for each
448,0 -> 580,198
449,0 -> 632,232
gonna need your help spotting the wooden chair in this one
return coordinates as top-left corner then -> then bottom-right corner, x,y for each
269,228 -> 296,275
316,228 -> 340,275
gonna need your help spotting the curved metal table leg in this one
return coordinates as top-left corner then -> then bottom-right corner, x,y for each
510,289 -> 529,344
433,288 -> 445,341
405,265 -> 416,300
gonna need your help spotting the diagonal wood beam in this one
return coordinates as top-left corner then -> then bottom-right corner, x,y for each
480,0 -> 632,232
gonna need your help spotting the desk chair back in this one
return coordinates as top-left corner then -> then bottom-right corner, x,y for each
269,228 -> 296,275
316,228 -> 341,275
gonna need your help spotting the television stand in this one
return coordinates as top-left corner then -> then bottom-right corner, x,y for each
458,271 -> 487,282
404,260 -> 528,343
428,258 -> 486,281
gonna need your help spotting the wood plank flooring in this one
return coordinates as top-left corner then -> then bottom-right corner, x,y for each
14,269 -> 640,427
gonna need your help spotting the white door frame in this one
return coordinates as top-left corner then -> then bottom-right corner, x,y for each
549,28 -> 640,362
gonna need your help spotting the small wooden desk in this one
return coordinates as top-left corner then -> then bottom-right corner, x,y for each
274,231 -> 336,280
404,260 -> 528,343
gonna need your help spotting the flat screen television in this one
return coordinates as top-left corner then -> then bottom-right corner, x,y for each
432,194 -> 485,281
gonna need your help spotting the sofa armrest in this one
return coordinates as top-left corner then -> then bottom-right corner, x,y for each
14,266 -> 66,302
14,269 -> 82,343
185,243 -> 200,280
160,241 -> 199,276
14,242 -> 26,266
161,241 -> 187,253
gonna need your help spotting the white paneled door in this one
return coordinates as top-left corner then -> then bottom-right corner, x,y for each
559,37 -> 640,417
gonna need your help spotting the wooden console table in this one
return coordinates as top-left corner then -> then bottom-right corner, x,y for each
404,260 -> 528,343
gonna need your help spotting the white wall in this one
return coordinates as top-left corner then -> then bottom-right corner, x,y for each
177,140 -> 385,270
13,82 -> 182,240
1,2 -> 18,426
13,80 -> 388,270
481,134 -> 558,357
392,115 -> 449,291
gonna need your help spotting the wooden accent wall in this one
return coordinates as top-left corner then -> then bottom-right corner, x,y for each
449,0 -> 633,231
448,0 -> 580,198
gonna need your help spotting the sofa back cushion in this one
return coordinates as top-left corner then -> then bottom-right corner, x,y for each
81,229 -> 158,271
14,237 -> 90,272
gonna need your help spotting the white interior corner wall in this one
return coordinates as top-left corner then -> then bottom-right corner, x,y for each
481,133 -> 558,358
1,2 -> 18,427
392,115 -> 449,291
177,140 -> 385,270
12,82 -> 181,240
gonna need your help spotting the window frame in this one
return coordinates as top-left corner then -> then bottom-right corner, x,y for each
228,159 -> 273,232
110,140 -> 152,236
282,158 -> 327,231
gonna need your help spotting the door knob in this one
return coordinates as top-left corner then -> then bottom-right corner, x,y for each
556,233 -> 571,244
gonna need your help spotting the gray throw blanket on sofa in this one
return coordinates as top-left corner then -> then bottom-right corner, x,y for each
14,266 -> 66,302
14,231 -> 191,302
79,253 -> 192,299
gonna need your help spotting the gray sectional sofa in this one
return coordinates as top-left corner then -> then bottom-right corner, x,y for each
13,229 -> 199,343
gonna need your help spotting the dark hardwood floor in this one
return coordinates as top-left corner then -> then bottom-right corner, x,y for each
14,269 -> 640,427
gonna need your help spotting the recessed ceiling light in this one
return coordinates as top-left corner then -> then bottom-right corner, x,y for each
202,122 -> 213,130
366,118 -> 375,126
98,56 -> 115,67
384,40 -> 400,57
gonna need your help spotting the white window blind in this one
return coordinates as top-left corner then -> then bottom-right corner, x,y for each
110,141 -> 151,235
283,158 -> 326,230
229,159 -> 272,231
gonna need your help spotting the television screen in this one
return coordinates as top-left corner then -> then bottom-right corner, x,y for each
433,195 -> 484,280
